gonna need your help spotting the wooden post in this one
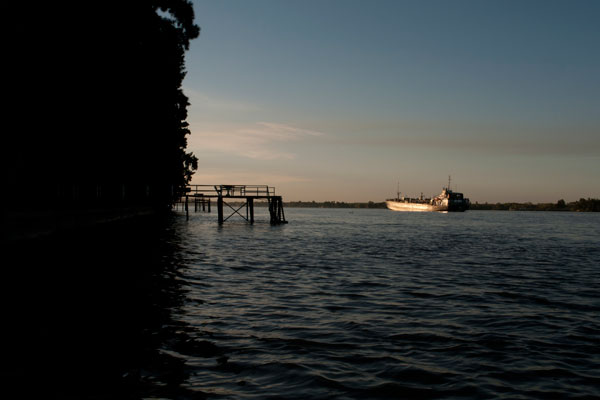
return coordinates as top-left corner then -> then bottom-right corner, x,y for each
280,198 -> 286,223
277,197 -> 283,221
185,195 -> 189,220
194,197 -> 198,212
208,199 -> 211,213
268,197 -> 276,224
248,197 -> 254,224
217,195 -> 223,224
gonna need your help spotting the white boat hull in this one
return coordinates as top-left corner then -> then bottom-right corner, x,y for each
386,200 -> 447,212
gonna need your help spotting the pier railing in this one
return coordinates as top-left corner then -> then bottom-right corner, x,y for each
184,185 -> 276,198
176,184 -> 286,224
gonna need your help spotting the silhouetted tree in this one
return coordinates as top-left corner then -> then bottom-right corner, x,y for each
6,1 -> 199,208
573,198 -> 600,212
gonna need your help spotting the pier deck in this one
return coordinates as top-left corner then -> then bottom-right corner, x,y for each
177,185 -> 287,224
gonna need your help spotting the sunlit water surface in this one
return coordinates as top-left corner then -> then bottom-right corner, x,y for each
161,209 -> 600,399
5,209 -> 599,399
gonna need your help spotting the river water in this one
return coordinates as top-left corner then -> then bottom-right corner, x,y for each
4,209 -> 600,399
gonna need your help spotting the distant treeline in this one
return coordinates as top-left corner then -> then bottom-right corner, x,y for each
285,201 -> 387,209
283,199 -> 600,211
470,198 -> 600,212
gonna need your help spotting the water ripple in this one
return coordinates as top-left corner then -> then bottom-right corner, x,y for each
64,209 -> 597,399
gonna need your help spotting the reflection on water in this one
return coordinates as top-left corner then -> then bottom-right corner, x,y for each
3,217 -> 207,399
3,210 -> 600,399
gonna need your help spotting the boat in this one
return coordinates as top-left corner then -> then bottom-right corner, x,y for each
386,179 -> 470,212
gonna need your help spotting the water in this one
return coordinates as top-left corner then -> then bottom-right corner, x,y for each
4,209 -> 600,399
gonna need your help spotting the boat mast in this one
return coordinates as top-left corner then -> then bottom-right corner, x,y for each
448,175 -> 451,190
397,181 -> 400,200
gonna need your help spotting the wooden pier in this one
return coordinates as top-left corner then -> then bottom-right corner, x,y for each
176,185 -> 287,225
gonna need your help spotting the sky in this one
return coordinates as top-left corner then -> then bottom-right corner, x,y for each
183,0 -> 599,203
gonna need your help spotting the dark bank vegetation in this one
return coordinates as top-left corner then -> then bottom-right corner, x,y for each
284,199 -> 600,211
285,201 -> 387,209
222,200 -> 387,209
470,198 -> 600,212
6,1 -> 199,211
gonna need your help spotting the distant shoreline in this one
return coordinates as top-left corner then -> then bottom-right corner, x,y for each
281,199 -> 600,212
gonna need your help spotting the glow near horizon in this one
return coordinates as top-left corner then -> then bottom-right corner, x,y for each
183,0 -> 599,203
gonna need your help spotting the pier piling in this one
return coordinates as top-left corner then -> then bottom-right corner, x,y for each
217,195 -> 224,224
177,185 -> 287,225
248,197 -> 254,224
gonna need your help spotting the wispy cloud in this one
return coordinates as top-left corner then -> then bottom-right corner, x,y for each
191,169 -> 312,185
188,122 -> 325,160
254,122 -> 323,138
183,87 -> 259,112
332,135 -> 600,156
318,119 -> 600,156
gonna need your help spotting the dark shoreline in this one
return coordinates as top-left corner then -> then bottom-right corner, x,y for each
2,214 -> 207,399
3,206 -> 160,242
281,198 -> 600,212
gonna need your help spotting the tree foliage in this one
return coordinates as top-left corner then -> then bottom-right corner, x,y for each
6,1 -> 199,206
470,199 -> 600,212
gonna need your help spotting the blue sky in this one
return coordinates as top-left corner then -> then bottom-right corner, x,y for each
184,0 -> 599,202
